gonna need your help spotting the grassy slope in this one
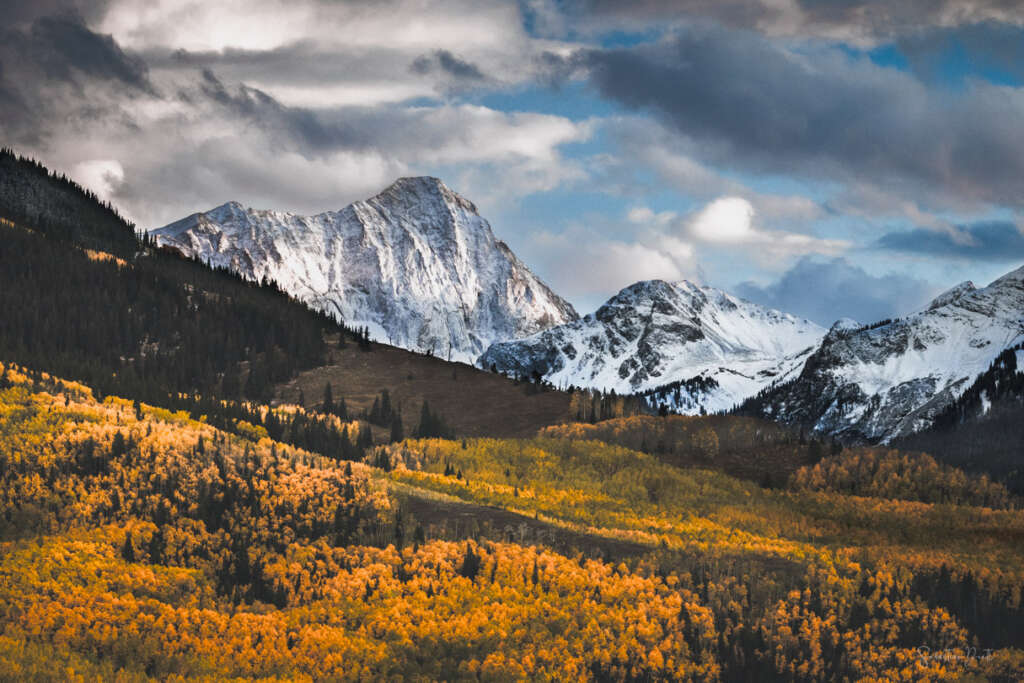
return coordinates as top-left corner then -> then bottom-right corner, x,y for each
277,335 -> 572,439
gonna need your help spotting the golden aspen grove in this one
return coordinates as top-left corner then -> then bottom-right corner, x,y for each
2,361 -> 1024,681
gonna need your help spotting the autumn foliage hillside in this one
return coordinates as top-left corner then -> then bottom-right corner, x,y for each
540,414 -> 830,486
2,361 -> 1024,680
790,449 -> 1014,508
375,436 -> 1024,677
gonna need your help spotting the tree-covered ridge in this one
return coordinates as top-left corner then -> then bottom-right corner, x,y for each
790,449 -> 1013,508
0,148 -> 138,256
0,188 -> 344,406
540,414 -> 830,487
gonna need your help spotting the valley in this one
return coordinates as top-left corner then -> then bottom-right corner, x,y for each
1,147 -> 1023,681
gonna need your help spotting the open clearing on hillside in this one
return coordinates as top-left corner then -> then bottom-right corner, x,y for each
277,335 -> 572,439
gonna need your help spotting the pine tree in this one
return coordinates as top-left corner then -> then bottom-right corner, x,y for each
389,411 -> 404,443
357,422 -> 374,452
148,527 -> 165,564
121,531 -> 135,562
414,400 -> 453,439
322,382 -> 334,414
458,543 -> 481,580
110,431 -> 126,459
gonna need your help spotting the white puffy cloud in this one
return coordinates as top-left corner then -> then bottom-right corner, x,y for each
99,0 -> 527,53
688,196 -> 756,244
626,196 -> 848,268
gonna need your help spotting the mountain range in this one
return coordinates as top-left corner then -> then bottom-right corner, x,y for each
739,267 -> 1024,442
153,177 -> 1024,445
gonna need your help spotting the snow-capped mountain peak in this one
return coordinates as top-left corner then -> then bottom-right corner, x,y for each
152,178 -> 578,362
479,278 -> 825,413
744,263 -> 1024,442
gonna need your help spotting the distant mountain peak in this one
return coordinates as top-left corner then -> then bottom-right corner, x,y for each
481,278 -> 824,413
743,263 -> 1024,442
926,280 -> 976,311
376,176 -> 479,215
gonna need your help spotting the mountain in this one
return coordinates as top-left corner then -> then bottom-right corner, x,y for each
740,265 -> 1024,443
152,177 -> 577,362
479,279 -> 825,413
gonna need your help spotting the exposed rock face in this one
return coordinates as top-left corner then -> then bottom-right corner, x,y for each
153,177 -> 578,362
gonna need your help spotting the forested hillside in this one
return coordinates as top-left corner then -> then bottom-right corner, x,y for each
3,362 -> 1024,680
0,148 -> 138,256
0,150 -> 343,406
540,415 -> 834,487
896,344 -> 1024,494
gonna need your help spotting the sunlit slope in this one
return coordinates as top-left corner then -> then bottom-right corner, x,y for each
2,361 -> 1023,680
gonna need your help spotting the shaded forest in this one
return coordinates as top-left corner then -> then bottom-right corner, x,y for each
897,344 -> 1024,494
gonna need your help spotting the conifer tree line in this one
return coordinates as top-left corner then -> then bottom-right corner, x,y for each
315,382 -> 454,444
0,148 -> 138,256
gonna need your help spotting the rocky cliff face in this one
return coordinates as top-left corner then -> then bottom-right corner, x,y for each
152,177 -> 578,362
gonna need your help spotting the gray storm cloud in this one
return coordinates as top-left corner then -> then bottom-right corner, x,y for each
561,25 -> 1024,208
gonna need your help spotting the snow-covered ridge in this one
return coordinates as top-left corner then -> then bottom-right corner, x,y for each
925,280 -> 976,311
749,263 -> 1024,442
153,177 -> 578,362
479,279 -> 825,414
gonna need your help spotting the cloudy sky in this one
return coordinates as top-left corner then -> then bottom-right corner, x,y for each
4,0 -> 1024,324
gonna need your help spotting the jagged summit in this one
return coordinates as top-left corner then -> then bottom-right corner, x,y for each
926,280 -> 976,311
480,278 -> 824,414
744,262 -> 1024,442
152,178 -> 577,362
